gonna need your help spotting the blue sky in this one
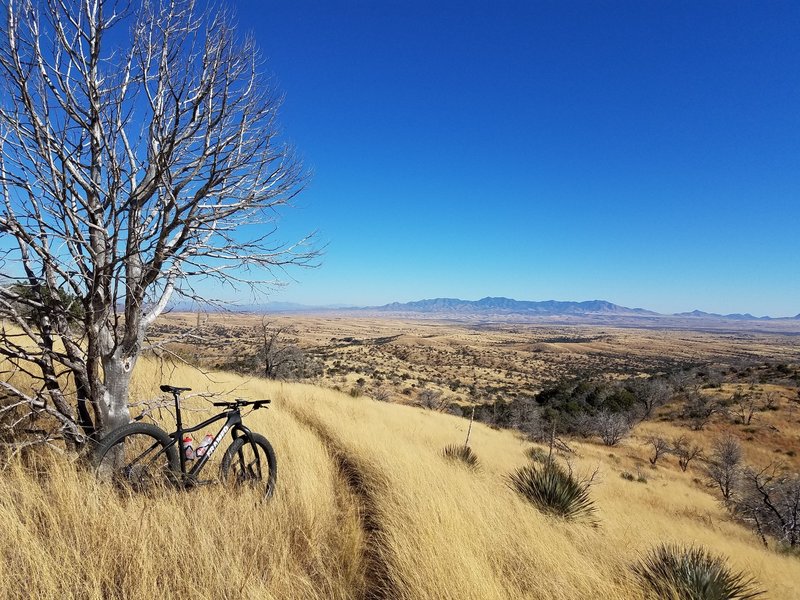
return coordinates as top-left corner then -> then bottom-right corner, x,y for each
231,0 -> 799,316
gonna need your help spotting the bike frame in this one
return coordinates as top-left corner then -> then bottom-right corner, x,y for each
161,391 -> 260,484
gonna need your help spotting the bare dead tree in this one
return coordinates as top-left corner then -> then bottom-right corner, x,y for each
645,435 -> 671,466
592,410 -> 631,447
731,390 -> 758,425
417,388 -> 446,411
682,391 -> 723,431
633,379 -> 673,420
705,435 -> 743,503
761,391 -> 779,411
0,0 -> 317,448
671,435 -> 703,472
370,386 -> 392,402
668,369 -> 696,393
734,464 -> 800,549
258,320 -> 303,380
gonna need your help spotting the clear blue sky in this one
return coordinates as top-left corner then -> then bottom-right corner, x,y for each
232,0 -> 799,316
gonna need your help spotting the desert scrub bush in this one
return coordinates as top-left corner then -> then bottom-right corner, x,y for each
632,544 -> 764,599
441,444 -> 480,470
525,446 -> 551,464
508,460 -> 597,522
620,471 -> 647,483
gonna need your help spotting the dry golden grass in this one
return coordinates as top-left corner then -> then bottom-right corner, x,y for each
1,358 -> 799,599
0,361 -> 366,600
282,383 -> 800,599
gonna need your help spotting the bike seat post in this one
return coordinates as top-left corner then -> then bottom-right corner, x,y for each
173,390 -> 184,435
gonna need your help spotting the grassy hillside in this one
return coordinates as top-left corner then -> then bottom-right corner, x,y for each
0,359 -> 798,599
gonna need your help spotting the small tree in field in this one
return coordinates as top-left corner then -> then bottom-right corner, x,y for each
671,435 -> 703,472
645,435 -> 671,466
593,410 -> 631,446
705,436 -> 743,503
682,391 -> 723,431
632,379 -> 673,420
0,0 -> 316,449
731,391 -> 758,425
257,321 -> 309,380
735,464 -> 800,549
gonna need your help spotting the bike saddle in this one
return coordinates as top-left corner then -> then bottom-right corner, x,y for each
160,384 -> 192,393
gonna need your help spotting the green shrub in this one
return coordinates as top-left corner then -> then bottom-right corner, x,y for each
525,446 -> 551,464
442,444 -> 480,470
632,544 -> 764,599
508,460 -> 596,522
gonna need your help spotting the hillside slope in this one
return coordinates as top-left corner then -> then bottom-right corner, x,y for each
0,360 -> 798,599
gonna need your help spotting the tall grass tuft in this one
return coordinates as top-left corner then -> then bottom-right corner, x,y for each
632,544 -> 764,600
508,460 -> 596,522
442,444 -> 480,470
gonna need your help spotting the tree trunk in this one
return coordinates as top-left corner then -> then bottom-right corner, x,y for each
98,353 -> 135,436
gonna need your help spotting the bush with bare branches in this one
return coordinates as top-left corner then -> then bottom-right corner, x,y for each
705,436 -> 743,503
645,435 -> 671,466
671,435 -> 703,472
734,465 -> 800,549
592,410 -> 632,446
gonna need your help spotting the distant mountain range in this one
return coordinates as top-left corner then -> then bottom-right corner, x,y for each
366,297 -> 800,321
233,297 -> 799,323
672,309 -> 800,321
372,297 -> 658,316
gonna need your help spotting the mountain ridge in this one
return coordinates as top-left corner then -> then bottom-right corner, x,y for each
366,297 -> 799,320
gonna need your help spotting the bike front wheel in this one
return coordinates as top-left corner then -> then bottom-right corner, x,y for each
91,422 -> 180,493
220,433 -> 277,499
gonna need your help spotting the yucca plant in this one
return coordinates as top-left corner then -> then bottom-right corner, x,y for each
442,444 -> 480,470
632,544 -> 764,600
508,460 -> 596,522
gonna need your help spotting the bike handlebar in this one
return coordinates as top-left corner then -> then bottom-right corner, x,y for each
161,384 -> 269,410
211,399 -> 271,409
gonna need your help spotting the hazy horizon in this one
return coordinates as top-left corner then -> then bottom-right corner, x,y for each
200,294 -> 798,319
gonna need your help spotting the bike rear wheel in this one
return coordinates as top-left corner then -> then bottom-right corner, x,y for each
220,433 -> 277,499
91,422 -> 180,493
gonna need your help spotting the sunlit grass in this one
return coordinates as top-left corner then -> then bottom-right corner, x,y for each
0,357 -> 798,598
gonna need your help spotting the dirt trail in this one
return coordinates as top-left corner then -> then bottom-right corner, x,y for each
285,404 -> 400,600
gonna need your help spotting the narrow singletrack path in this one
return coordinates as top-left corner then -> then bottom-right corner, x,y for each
286,404 -> 401,600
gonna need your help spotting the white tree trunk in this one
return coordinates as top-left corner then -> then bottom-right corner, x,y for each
99,354 -> 135,434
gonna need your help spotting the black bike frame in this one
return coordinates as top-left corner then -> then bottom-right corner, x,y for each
175,410 -> 256,477
154,388 -> 261,484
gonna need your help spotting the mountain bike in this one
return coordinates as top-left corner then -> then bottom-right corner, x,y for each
91,384 -> 276,498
